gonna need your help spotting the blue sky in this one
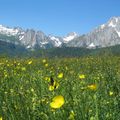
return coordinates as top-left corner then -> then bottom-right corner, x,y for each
0,0 -> 120,36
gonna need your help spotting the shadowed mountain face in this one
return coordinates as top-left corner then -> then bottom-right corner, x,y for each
0,40 -> 27,56
0,17 -> 120,50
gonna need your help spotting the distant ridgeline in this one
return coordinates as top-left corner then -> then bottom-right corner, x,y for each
1,17 -> 120,57
1,43 -> 120,58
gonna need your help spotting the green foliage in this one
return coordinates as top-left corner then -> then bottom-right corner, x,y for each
29,45 -> 120,58
0,40 -> 28,57
0,56 -> 120,119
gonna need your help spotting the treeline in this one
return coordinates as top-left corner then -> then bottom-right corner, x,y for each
29,45 -> 120,58
1,44 -> 120,58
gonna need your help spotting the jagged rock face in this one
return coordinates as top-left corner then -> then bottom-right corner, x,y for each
1,17 -> 120,49
63,32 -> 78,43
21,29 -> 36,47
0,24 -> 78,49
20,30 -> 64,49
67,17 -> 120,48
20,29 -> 48,48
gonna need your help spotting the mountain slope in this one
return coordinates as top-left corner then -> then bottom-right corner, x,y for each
0,40 -> 27,56
67,17 -> 120,48
18,45 -> 120,58
0,17 -> 120,51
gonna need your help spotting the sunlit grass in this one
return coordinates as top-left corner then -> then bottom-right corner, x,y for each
0,56 -> 120,120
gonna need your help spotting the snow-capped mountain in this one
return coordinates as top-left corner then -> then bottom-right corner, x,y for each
0,24 -> 79,49
1,16 -> 120,49
0,24 -> 79,48
63,32 -> 78,43
48,35 -> 63,47
0,27 -> 54,48
0,25 -> 19,36
67,17 -> 120,48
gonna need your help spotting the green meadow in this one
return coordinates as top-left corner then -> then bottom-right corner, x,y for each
0,55 -> 120,120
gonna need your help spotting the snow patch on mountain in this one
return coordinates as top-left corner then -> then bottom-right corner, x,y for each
0,25 -> 18,36
63,32 -> 78,43
50,36 -> 62,47
41,41 -> 48,44
87,43 -> 96,49
108,21 -> 116,27
26,45 -> 31,49
116,31 -> 120,37
19,35 -> 24,40
115,18 -> 118,23
100,24 -> 105,29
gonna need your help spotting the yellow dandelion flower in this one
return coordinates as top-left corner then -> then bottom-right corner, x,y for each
45,63 -> 48,67
45,77 -> 50,82
54,81 -> 59,89
49,85 -> 55,91
28,61 -> 32,65
4,74 -> 8,78
109,91 -> 113,96
49,81 -> 59,91
88,84 -> 97,90
31,88 -> 34,92
7,64 -> 10,67
0,117 -> 2,120
57,73 -> 63,78
50,95 -> 65,109
50,76 -> 54,86
79,74 -> 85,79
42,59 -> 47,63
18,63 -> 20,66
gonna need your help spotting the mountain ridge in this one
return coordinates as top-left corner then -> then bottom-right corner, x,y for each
0,16 -> 120,50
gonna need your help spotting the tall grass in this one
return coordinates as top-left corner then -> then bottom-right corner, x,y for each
0,56 -> 120,120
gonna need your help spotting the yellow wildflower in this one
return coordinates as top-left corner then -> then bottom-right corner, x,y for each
49,85 -> 55,91
31,88 -> 34,92
49,77 -> 59,91
4,74 -> 8,78
42,59 -> 47,63
57,73 -> 63,78
28,61 -> 32,65
88,84 -> 97,90
18,63 -> 20,66
50,95 -> 65,109
0,117 -> 2,120
49,81 -> 59,91
79,74 -> 85,79
45,77 -> 50,82
7,64 -> 10,67
109,91 -> 113,96
45,63 -> 48,67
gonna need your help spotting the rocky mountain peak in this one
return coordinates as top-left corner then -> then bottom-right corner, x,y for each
0,24 -> 19,36
1,17 -> 120,49
107,17 -> 120,28
63,32 -> 78,43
